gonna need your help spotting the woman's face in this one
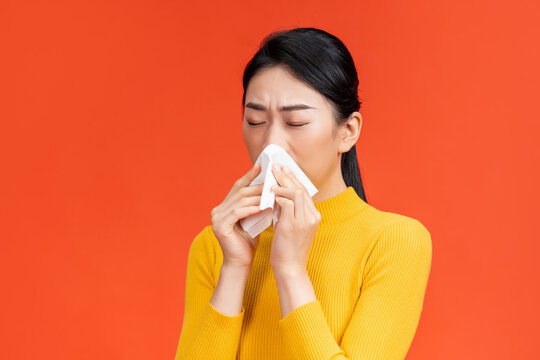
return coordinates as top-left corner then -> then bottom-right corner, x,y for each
242,65 -> 356,191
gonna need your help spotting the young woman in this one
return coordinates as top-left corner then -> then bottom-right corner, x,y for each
175,27 -> 432,360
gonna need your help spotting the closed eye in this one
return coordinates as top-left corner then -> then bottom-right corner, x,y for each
247,122 -> 307,127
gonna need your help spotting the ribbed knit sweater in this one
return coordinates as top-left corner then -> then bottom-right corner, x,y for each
174,186 -> 432,360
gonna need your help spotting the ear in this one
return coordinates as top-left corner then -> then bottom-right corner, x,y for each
337,111 -> 362,154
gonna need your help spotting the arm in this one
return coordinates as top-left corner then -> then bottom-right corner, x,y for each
174,226 -> 250,360
276,218 -> 433,360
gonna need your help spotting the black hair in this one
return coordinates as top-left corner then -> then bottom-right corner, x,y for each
241,27 -> 368,203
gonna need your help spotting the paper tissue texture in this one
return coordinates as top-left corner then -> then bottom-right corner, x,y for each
239,144 -> 318,238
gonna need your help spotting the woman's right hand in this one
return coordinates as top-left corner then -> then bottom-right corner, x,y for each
211,162 -> 265,268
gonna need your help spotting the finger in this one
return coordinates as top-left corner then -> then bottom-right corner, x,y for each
271,163 -> 295,189
279,167 -> 317,215
304,191 -> 321,225
280,166 -> 310,195
272,185 -> 303,222
275,195 -> 295,222
241,182 -> 265,195
235,162 -> 261,188
294,188 -> 305,224
270,185 -> 304,219
301,189 -> 318,215
220,191 -> 262,215
231,183 -> 264,207
224,182 -> 263,209
223,204 -> 264,227
276,182 -> 318,223
270,184 -> 297,200
240,194 -> 262,206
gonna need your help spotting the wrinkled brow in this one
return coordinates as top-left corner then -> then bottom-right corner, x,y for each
245,102 -> 317,111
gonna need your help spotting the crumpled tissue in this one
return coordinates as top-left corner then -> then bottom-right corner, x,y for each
239,144 -> 318,238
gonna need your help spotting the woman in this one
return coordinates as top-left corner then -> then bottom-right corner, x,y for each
175,27 -> 432,360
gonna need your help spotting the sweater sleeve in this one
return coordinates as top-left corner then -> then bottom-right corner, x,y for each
174,226 -> 245,360
277,218 -> 432,360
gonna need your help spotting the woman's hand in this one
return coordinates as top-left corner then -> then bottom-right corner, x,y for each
269,164 -> 321,272
211,163 -> 265,268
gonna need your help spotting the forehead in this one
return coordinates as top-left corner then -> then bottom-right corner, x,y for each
245,66 -> 325,106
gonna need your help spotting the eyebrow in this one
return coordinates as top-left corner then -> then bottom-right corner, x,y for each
245,102 -> 317,112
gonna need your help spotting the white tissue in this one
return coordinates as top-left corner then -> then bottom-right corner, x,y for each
239,144 -> 318,238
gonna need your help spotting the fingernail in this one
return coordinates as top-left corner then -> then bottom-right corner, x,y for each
273,163 -> 281,172
282,166 -> 290,174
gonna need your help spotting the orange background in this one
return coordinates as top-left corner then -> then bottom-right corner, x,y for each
1,1 -> 538,359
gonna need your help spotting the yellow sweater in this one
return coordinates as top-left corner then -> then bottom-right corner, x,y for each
174,186 -> 432,360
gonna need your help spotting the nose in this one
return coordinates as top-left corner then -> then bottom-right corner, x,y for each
263,122 -> 289,154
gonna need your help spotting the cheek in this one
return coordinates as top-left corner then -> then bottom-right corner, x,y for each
242,123 -> 262,144
300,121 -> 335,147
294,124 -> 337,181
292,138 -> 334,178
242,126 -> 263,164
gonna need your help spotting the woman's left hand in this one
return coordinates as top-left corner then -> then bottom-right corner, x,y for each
269,163 -> 321,272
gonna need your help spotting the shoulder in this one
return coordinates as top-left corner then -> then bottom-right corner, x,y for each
365,208 -> 432,262
364,205 -> 431,239
188,224 -> 219,262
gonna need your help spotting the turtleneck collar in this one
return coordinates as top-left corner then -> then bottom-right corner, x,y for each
266,186 -> 369,232
313,186 -> 369,226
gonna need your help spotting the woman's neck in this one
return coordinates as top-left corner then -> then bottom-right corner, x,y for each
312,172 -> 348,203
